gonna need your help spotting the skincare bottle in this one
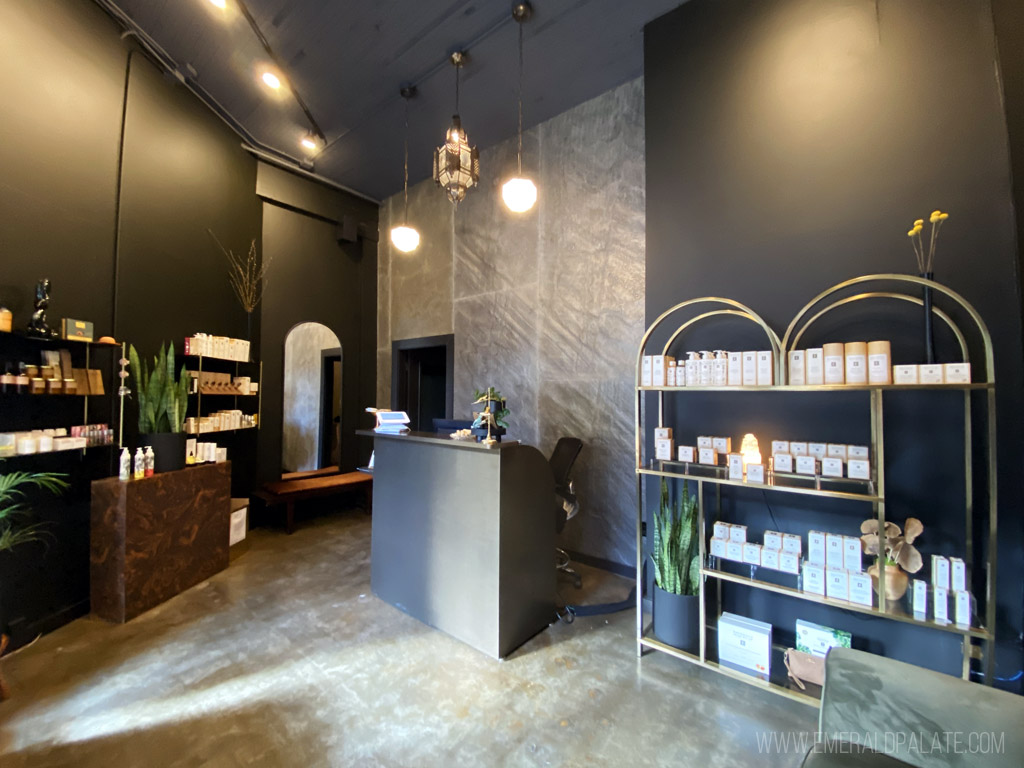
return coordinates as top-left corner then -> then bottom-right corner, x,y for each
712,350 -> 728,386
0,363 -> 12,394
144,446 -> 155,478
666,360 -> 676,387
134,447 -> 145,480
119,448 -> 131,482
699,351 -> 713,387
685,352 -> 699,387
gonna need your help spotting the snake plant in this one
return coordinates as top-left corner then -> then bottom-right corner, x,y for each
128,342 -> 191,434
0,472 -> 69,553
651,478 -> 700,596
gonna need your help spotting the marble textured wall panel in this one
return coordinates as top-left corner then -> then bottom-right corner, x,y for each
378,78 -> 645,567
283,322 -> 341,472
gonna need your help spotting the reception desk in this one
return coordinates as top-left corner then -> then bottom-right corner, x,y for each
357,430 -> 554,659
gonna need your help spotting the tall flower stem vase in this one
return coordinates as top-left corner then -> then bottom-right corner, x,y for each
920,272 -> 935,364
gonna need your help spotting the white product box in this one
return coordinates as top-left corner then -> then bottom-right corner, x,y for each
747,464 -> 765,483
756,351 -> 774,386
727,453 -> 744,480
825,533 -> 844,569
843,536 -> 862,572
912,579 -> 928,615
808,531 -> 826,565
654,427 -> 673,440
651,355 -> 672,386
642,356 -> 653,386
713,521 -> 731,540
826,444 -> 847,460
950,557 -> 967,592
726,541 -> 744,562
698,447 -> 718,466
934,587 -> 949,624
806,348 -> 825,385
729,524 -> 747,544
847,445 -> 869,461
944,362 -> 971,384
712,436 -> 732,454
826,569 -> 849,601
847,459 -> 871,480
796,619 -> 851,658
718,613 -> 772,680
932,555 -> 950,590
771,440 -> 790,456
803,563 -> 826,595
954,590 -> 973,627
697,435 -> 713,449
763,531 -> 782,551
727,352 -> 743,386
809,442 -> 827,460
678,445 -> 696,463
655,438 -> 674,461
789,350 -> 806,386
773,453 -> 794,473
782,533 -> 802,556
229,506 -> 248,546
742,352 -> 758,386
710,537 -> 728,559
742,542 -> 762,566
215,447 -> 228,463
789,442 -> 808,456
849,572 -> 873,606
821,457 -> 844,478
893,364 -> 919,385
780,552 -> 800,574
761,547 -> 781,571
919,364 -> 944,384
796,455 -> 819,476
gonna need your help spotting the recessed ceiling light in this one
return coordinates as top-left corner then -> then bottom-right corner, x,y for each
262,72 -> 281,90
209,0 -> 227,8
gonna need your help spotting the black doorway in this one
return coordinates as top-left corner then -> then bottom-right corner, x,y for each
319,348 -> 342,468
391,334 -> 454,432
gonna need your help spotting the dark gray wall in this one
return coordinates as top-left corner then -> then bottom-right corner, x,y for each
645,0 -> 1023,687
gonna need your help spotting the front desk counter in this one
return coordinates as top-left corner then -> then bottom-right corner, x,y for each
356,430 -> 555,659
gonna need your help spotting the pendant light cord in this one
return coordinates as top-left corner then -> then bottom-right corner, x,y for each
455,63 -> 461,116
517,21 -> 524,175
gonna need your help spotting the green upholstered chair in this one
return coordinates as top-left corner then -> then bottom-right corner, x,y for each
801,648 -> 1023,768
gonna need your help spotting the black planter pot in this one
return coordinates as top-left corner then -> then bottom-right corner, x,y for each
139,433 -> 187,474
653,585 -> 700,653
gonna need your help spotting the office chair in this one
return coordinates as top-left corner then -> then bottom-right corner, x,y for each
551,437 -> 583,588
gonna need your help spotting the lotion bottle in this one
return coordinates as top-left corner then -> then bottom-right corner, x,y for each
119,448 -> 131,481
133,447 -> 145,480
144,446 -> 155,478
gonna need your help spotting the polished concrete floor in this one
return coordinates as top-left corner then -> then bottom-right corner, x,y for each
0,508 -> 815,767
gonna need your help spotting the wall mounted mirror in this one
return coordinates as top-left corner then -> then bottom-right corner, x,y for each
283,322 -> 342,473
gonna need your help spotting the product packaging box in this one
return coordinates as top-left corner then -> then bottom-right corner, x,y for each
782,533 -> 802,556
698,447 -> 718,466
803,563 -> 826,595
678,445 -> 696,463
642,356 -> 653,386
729,524 -> 747,543
806,348 -> 825,385
727,453 -> 744,480
849,572 -> 873,606
843,536 -> 862,572
697,435 -> 713,449
652,355 -> 674,387
773,453 -> 794,473
821,457 -> 844,478
788,350 -> 806,386
771,440 -> 790,456
789,442 -> 808,456
826,569 -> 849,601
712,436 -> 732,454
796,619 -> 852,657
912,579 -> 928,615
726,541 -> 743,561
795,455 -> 819,476
655,438 -> 674,461
847,445 -> 870,461
761,548 -> 780,570
780,551 -> 800,574
825,533 -> 844,569
654,427 -> 673,440
763,531 -> 782,551
944,362 -> 971,384
809,442 -> 827,460
893,364 -> 919,385
826,444 -> 847,460
932,555 -> 950,590
713,521 -> 731,540
808,531 -> 826,565
756,351 -> 774,386
950,557 -> 967,592
954,590 -> 973,627
718,613 -> 772,680
742,351 -> 757,386
747,463 -> 765,483
710,537 -> 728,559
847,459 -> 871,480
61,318 -> 94,342
742,542 -> 762,566
727,352 -> 743,386
919,364 -> 944,384
934,587 -> 949,624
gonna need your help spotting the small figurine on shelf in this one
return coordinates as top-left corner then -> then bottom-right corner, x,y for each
26,279 -> 58,339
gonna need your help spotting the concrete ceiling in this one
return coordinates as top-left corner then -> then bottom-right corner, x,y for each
98,0 -> 681,201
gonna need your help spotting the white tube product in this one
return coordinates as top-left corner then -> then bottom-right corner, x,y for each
823,343 -> 845,385
844,341 -> 868,385
867,340 -> 892,384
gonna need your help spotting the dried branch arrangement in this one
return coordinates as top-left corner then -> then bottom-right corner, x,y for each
907,210 -> 949,274
208,230 -> 272,313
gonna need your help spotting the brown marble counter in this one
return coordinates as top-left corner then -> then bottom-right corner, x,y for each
90,462 -> 231,623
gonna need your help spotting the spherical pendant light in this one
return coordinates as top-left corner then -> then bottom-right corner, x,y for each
390,225 -> 420,253
502,3 -> 537,214
389,86 -> 420,253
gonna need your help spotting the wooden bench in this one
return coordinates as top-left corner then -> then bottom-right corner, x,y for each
254,471 -> 372,534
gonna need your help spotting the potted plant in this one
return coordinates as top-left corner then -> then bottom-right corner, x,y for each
471,387 -> 510,443
651,478 -> 700,652
860,517 -> 923,601
129,342 -> 191,473
0,470 -> 68,701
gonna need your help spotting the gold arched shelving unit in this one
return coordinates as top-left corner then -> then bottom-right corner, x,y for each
634,275 -> 998,707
